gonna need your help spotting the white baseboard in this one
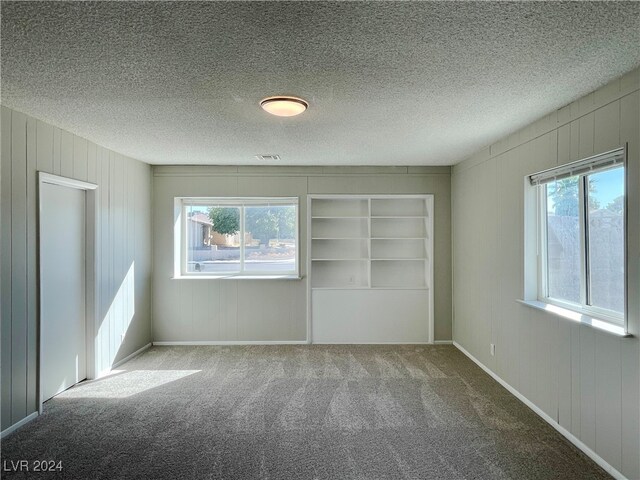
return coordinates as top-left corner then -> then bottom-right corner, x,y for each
112,342 -> 152,369
1,411 -> 38,439
94,342 -> 153,378
152,340 -> 307,346
154,341 -> 447,346
452,341 -> 627,480
311,342 -> 432,345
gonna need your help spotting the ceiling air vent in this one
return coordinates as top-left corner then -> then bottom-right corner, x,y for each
255,154 -> 281,161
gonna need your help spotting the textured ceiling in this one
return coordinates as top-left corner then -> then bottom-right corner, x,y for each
2,1 -> 639,166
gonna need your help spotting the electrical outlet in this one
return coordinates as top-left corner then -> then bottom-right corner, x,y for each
490,343 -> 496,356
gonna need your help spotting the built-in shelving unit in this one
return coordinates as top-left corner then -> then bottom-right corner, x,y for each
308,195 -> 434,343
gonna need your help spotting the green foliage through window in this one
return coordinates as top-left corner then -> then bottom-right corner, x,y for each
208,207 -> 240,235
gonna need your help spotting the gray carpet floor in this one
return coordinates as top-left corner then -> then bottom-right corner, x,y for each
1,345 -> 610,479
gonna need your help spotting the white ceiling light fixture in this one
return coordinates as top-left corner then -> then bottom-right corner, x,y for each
260,96 -> 308,117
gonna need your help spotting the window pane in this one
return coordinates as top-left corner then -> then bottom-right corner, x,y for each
186,205 -> 240,273
244,205 -> 297,273
587,167 -> 624,313
546,178 -> 581,304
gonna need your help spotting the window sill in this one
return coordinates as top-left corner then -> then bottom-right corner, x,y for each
172,274 -> 302,280
517,300 -> 630,337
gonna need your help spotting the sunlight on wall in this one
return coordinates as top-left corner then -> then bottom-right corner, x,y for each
52,353 -> 83,396
97,262 -> 136,372
58,370 -> 201,399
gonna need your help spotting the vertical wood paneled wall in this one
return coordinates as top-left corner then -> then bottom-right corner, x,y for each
452,68 -> 640,479
0,106 -> 152,432
152,166 -> 452,344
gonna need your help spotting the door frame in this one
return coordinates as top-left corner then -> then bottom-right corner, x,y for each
37,172 -> 98,413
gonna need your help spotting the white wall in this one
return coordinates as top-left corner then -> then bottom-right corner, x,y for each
452,68 -> 640,479
0,106 -> 153,432
152,166 -> 452,343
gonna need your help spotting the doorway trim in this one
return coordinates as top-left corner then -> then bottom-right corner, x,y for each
37,172 -> 98,413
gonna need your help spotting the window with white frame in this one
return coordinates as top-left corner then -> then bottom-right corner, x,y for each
176,197 -> 299,277
530,147 -> 626,326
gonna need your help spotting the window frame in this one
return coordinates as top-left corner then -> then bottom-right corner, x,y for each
534,150 -> 626,328
175,196 -> 300,279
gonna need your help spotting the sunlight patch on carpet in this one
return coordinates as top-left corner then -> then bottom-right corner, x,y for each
57,370 -> 201,398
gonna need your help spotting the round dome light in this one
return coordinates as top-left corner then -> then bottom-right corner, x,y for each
260,96 -> 308,117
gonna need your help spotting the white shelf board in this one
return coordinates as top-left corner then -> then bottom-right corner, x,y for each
310,286 -> 371,290
311,237 -> 368,240
312,216 -> 369,219
312,258 -> 368,261
371,215 -> 424,219
370,237 -> 426,240
371,258 -> 426,261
